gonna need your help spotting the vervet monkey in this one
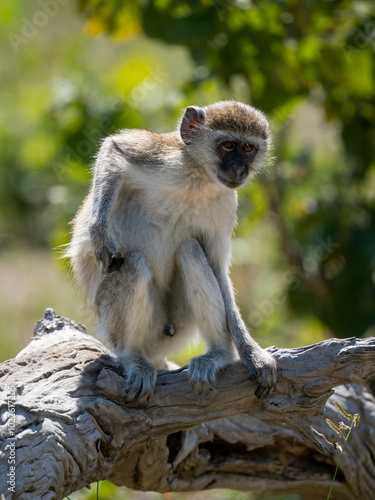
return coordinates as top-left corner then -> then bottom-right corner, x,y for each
67,100 -> 277,406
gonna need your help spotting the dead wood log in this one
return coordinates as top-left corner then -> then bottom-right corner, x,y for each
0,308 -> 375,500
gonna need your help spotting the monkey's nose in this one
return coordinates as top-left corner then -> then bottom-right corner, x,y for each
232,164 -> 245,179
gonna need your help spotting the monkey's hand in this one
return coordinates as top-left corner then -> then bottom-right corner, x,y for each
89,224 -> 124,274
241,346 -> 277,399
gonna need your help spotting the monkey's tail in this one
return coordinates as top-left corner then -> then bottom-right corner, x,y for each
64,236 -> 102,307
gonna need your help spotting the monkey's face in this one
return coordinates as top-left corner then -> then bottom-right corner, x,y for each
216,139 -> 259,189
180,101 -> 270,190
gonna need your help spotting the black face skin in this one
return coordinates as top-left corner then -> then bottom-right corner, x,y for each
216,139 -> 258,189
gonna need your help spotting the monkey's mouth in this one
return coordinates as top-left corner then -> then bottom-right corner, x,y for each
217,173 -> 245,189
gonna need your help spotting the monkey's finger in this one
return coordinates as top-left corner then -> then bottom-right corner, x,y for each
190,379 -> 215,396
125,387 -> 152,407
255,382 -> 273,400
111,249 -> 122,260
124,381 -> 150,407
247,364 -> 258,382
106,255 -> 124,274
254,364 -> 277,399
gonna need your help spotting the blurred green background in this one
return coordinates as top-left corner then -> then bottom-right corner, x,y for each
1,0 -> 375,498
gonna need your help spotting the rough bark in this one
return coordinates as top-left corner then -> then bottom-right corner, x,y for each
1,309 -> 375,500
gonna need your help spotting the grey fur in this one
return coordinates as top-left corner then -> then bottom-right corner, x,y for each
67,100 -> 277,406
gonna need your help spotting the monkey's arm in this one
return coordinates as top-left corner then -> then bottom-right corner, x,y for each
89,138 -> 126,273
206,231 -> 277,398
217,272 -> 277,398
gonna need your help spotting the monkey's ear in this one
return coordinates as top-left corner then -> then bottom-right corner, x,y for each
180,106 -> 205,145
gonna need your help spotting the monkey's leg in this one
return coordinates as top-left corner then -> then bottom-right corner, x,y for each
96,251 -> 164,406
175,239 -> 235,395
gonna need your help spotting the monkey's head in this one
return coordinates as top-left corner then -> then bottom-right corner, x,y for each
180,101 -> 270,189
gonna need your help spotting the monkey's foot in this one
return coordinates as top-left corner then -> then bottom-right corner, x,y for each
121,354 -> 157,407
242,347 -> 277,399
189,349 -> 231,396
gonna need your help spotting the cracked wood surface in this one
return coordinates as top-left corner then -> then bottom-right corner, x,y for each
0,309 -> 375,499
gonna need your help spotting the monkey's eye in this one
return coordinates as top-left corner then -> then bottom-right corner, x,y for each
243,143 -> 255,153
222,142 -> 235,152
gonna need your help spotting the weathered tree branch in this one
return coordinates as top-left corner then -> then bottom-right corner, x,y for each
1,309 -> 375,500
